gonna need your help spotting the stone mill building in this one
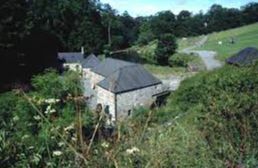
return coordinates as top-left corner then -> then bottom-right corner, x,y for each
59,52 -> 165,121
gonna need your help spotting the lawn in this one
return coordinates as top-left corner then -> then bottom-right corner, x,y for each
143,64 -> 187,76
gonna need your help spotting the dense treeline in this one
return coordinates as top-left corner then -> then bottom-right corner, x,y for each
1,0 -> 258,90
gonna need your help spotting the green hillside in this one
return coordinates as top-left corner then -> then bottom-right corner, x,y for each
199,23 -> 258,61
131,40 -> 205,76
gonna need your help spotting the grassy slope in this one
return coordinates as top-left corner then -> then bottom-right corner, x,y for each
180,23 -> 258,61
114,64 -> 258,167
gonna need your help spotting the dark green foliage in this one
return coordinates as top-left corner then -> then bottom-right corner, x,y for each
155,34 -> 177,65
1,1 -> 258,89
241,2 -> 258,24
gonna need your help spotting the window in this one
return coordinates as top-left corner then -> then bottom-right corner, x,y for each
105,105 -> 110,114
128,110 -> 131,116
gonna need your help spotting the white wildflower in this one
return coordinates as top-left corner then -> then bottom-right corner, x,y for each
71,137 -> 77,142
126,147 -> 140,154
37,98 -> 44,105
53,150 -> 63,157
58,142 -> 65,147
13,115 -> 19,122
32,153 -> 41,163
28,146 -> 34,150
22,134 -> 29,140
50,109 -> 56,114
46,162 -> 53,167
50,127 -> 55,132
44,105 -> 52,114
64,123 -> 74,132
45,98 -> 60,104
33,115 -> 41,121
101,142 -> 109,148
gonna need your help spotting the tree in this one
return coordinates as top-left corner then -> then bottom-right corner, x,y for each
150,11 -> 176,37
175,10 -> 192,37
137,20 -> 155,45
101,4 -> 117,48
241,2 -> 258,24
155,34 -> 177,65
0,0 -> 28,86
119,11 -> 139,47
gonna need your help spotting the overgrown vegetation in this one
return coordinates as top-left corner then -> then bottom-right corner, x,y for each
1,62 -> 258,167
0,70 -> 95,167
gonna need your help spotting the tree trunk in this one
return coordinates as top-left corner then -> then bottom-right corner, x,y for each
108,21 -> 112,46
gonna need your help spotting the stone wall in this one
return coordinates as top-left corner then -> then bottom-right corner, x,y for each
86,71 -> 105,89
116,84 -> 163,119
64,63 -> 82,72
96,86 -> 116,121
83,68 -> 91,79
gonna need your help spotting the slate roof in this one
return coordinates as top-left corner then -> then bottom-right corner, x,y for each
92,58 -> 135,77
226,47 -> 258,66
82,54 -> 100,69
96,58 -> 162,93
58,52 -> 84,63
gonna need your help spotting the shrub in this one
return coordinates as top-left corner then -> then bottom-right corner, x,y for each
169,53 -> 194,67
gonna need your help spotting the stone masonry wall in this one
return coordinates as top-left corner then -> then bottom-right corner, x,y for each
96,86 -> 116,121
64,63 -> 82,72
116,84 -> 163,119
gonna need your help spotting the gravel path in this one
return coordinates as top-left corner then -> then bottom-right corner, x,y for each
156,36 -> 222,91
182,36 -> 222,70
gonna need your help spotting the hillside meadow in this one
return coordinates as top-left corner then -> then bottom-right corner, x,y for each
178,23 -> 258,61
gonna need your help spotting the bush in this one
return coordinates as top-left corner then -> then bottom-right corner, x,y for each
155,33 -> 177,65
169,53 -> 194,67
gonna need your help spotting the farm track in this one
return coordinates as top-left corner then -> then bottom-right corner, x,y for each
181,36 -> 222,70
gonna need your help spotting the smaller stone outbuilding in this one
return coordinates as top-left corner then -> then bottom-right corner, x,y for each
82,54 -> 100,78
58,52 -> 84,72
226,47 -> 258,66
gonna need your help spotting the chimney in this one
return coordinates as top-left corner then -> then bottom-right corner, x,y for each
81,46 -> 84,55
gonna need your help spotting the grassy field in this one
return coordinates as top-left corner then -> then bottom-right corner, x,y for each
197,23 -> 258,61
